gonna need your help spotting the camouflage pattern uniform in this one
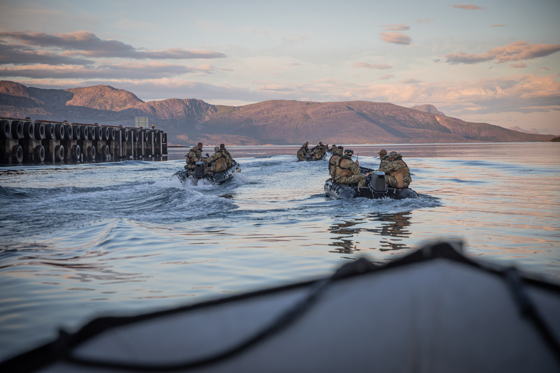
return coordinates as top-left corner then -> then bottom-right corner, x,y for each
311,142 -> 326,160
186,145 -> 200,170
335,152 -> 367,187
328,147 -> 343,179
378,155 -> 391,173
384,151 -> 412,188
297,143 -> 309,161
220,144 -> 233,167
329,144 -> 337,153
207,147 -> 228,173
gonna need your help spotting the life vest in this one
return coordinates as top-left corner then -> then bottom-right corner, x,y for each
336,156 -> 355,178
389,159 -> 410,188
329,153 -> 341,175
210,151 -> 228,172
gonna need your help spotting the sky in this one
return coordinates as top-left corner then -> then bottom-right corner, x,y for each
0,0 -> 559,134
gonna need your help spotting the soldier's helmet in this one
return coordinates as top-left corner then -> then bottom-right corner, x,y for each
192,145 -> 198,151
319,142 -> 323,145
344,149 -> 353,155
220,144 -> 225,148
389,151 -> 398,158
214,146 -> 220,152
379,149 -> 387,157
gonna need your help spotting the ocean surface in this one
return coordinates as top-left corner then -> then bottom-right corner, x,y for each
1,142 -> 559,361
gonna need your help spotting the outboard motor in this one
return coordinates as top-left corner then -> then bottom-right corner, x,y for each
194,161 -> 205,178
369,171 -> 388,192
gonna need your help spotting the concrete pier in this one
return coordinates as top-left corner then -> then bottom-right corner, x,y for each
0,117 -> 168,166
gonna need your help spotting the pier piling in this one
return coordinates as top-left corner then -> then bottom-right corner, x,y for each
1,117 -> 168,166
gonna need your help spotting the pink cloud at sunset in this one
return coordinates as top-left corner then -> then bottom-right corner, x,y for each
0,62 -> 213,79
380,32 -> 411,45
0,31 -> 226,60
381,23 -> 410,31
446,41 -> 560,64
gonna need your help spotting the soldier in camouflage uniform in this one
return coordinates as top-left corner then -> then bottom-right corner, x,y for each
185,145 -> 200,170
297,142 -> 309,161
377,149 -> 390,173
384,151 -> 412,188
328,146 -> 343,179
334,149 -> 367,187
206,147 -> 228,173
329,144 -> 337,153
220,144 -> 233,167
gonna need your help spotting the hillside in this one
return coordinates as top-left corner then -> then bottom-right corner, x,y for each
0,81 -> 554,145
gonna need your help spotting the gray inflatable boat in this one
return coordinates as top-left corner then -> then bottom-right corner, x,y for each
325,168 -> 418,199
2,241 -> 559,372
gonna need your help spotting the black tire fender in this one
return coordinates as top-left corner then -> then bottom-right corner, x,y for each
64,124 -> 73,140
12,145 -> 23,163
23,121 -> 34,139
55,123 -> 65,140
35,145 -> 46,162
55,145 -> 64,161
45,123 -> 56,139
0,120 -> 11,139
34,122 -> 45,140
12,121 -> 23,139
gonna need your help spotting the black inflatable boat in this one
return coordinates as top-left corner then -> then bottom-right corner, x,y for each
325,167 -> 418,199
174,160 -> 240,185
3,241 -> 559,373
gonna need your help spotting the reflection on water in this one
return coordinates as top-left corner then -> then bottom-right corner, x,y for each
329,212 -> 413,255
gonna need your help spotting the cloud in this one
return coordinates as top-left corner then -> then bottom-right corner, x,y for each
510,62 -> 527,68
445,52 -> 494,64
491,24 -> 506,27
399,79 -> 422,84
0,43 -> 94,65
353,62 -> 392,70
0,62 -> 204,80
378,74 -> 394,80
445,41 -> 560,64
258,84 -> 294,92
452,4 -> 486,10
0,31 -> 226,60
489,41 -> 560,63
380,32 -> 411,45
381,23 -> 410,31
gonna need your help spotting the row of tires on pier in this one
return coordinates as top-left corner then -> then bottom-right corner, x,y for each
0,117 -> 167,165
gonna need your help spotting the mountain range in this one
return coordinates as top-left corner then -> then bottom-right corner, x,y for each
0,81 -> 554,145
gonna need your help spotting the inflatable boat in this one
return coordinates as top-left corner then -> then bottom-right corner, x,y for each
325,167 -> 418,199
3,241 -> 559,373
174,160 -> 240,185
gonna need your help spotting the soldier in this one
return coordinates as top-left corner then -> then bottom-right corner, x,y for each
220,144 -> 233,167
329,144 -> 337,153
311,142 -> 326,160
377,149 -> 390,173
297,142 -> 309,161
384,151 -> 412,188
206,146 -> 228,173
185,145 -> 200,170
329,146 -> 343,179
335,149 -> 367,187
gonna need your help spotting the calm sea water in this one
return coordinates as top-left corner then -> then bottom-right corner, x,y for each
1,142 -> 559,361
